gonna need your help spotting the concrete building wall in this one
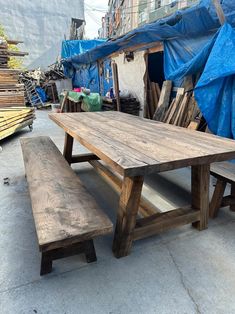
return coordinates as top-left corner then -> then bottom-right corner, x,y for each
0,0 -> 84,69
113,50 -> 146,112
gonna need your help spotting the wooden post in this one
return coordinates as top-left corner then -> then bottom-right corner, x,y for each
209,179 -> 226,218
212,0 -> 226,25
112,61 -> 121,111
63,133 -> 74,164
60,91 -> 69,113
230,183 -> 235,212
191,164 -> 210,230
112,175 -> 144,258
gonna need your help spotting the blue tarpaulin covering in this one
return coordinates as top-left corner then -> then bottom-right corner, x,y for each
165,23 -> 235,138
62,0 -> 235,138
62,0 -> 235,66
61,39 -> 106,59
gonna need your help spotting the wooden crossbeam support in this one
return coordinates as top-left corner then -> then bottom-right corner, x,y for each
134,207 -> 200,241
89,160 -> 160,218
70,153 -> 99,163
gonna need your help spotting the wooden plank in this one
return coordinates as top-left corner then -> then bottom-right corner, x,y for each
60,91 -> 68,113
191,164 -> 210,230
230,184 -> 235,212
212,0 -> 226,25
71,153 -> 99,163
20,136 -> 113,252
210,161 -> 235,184
112,175 -> 144,257
153,80 -> 172,121
63,133 -> 74,164
89,160 -> 160,217
134,207 -> 200,241
49,112 -> 235,176
0,118 -> 34,140
0,114 -> 35,131
111,62 -> 121,111
150,82 -> 159,110
209,179 -> 226,218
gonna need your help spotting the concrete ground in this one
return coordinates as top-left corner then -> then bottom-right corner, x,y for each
0,110 -> 235,314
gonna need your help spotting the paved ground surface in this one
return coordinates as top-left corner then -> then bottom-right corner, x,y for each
0,110 -> 235,314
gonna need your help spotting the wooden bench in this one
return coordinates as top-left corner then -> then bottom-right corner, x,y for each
20,136 -> 113,275
210,161 -> 235,218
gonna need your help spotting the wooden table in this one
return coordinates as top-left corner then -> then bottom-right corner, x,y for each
49,111 -> 235,258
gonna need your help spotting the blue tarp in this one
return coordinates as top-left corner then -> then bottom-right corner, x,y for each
61,39 -> 106,59
62,0 -> 235,138
61,39 -> 106,83
62,0 -> 235,66
165,23 -> 235,138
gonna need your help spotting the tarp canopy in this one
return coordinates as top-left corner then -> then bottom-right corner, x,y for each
61,0 -> 235,139
62,0 -> 235,66
61,39 -> 106,59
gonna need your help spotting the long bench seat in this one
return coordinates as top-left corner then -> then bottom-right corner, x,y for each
21,136 -> 113,275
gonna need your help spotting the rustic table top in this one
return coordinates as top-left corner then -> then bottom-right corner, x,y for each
49,111 -> 235,176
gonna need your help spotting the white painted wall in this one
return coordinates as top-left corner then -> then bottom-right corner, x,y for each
113,50 -> 146,113
0,0 -> 84,69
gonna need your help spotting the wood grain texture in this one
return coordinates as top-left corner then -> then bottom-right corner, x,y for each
209,179 -> 226,218
134,207 -> 200,241
210,161 -> 235,184
112,175 -> 144,258
49,112 -> 235,177
191,164 -> 210,230
89,160 -> 160,217
20,136 -> 113,252
210,161 -> 235,216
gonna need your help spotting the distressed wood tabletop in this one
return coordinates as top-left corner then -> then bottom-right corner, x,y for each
49,111 -> 235,176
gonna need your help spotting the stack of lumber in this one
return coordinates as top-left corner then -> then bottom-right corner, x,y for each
0,40 -> 9,68
102,97 -> 141,116
0,36 -> 27,108
0,39 -> 33,140
0,69 -> 25,107
0,107 -> 35,140
147,79 -> 203,130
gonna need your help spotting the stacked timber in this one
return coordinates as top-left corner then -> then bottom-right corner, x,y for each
102,97 -> 141,116
0,107 -> 35,140
0,37 -> 28,108
0,38 -> 34,140
0,69 -> 25,107
147,79 -> 203,131
0,39 -> 9,68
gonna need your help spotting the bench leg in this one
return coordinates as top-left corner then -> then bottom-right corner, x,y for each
63,133 -> 74,164
40,252 -> 53,276
84,240 -> 97,263
209,179 -> 226,218
230,183 -> 235,212
112,175 -> 144,258
191,164 -> 210,230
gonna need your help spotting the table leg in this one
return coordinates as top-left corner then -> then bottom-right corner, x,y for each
63,133 -> 74,164
230,183 -> 235,212
191,164 -> 210,230
112,175 -> 144,258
